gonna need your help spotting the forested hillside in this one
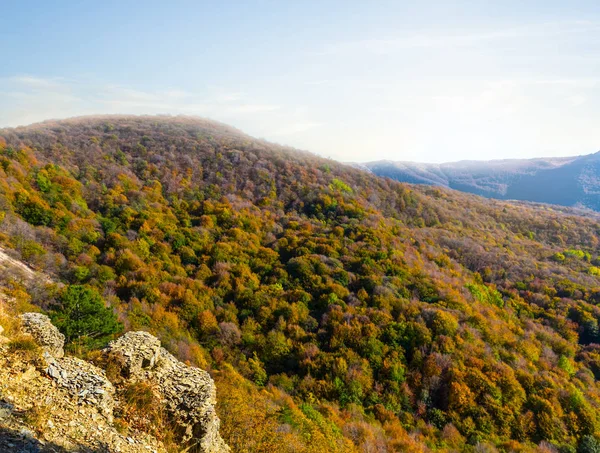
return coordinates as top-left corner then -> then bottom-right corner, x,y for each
3,116 -> 600,452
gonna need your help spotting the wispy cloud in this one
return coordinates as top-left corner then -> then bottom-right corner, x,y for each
8,75 -> 70,90
305,80 -> 333,86
0,75 -> 284,127
316,20 -> 600,56
529,78 -> 600,88
567,94 -> 587,106
227,104 -> 280,114
213,92 -> 245,102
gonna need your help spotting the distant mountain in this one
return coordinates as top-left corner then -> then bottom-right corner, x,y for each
362,152 -> 600,210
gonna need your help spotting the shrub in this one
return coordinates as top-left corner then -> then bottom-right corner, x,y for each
431,311 -> 459,337
119,381 -> 176,447
588,266 -> 600,276
579,435 -> 600,453
558,355 -> 576,376
329,178 -> 353,193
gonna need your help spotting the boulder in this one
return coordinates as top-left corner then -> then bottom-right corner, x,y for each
19,312 -> 65,358
103,331 -> 162,379
105,332 -> 229,453
44,353 -> 115,422
152,348 -> 229,452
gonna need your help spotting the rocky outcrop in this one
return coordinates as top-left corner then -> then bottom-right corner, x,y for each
18,312 -> 116,422
19,312 -> 65,358
152,347 -> 229,453
105,332 -> 230,453
0,336 -> 164,453
104,330 -> 162,379
13,313 -> 229,452
44,353 -> 116,422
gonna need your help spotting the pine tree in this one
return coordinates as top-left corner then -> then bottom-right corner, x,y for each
51,285 -> 122,349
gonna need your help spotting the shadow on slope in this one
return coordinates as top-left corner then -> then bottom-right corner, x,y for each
0,426 -> 112,452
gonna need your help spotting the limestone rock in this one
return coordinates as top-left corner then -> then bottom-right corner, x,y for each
152,348 -> 229,453
44,353 -> 115,422
105,332 -> 230,453
103,331 -> 161,379
19,312 -> 65,358
1,339 -> 165,453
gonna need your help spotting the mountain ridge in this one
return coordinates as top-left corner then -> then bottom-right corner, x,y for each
361,151 -> 600,210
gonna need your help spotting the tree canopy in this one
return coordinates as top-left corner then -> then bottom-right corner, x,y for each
2,116 -> 600,451
50,285 -> 122,348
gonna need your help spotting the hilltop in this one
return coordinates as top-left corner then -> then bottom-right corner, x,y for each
362,152 -> 600,211
2,115 -> 600,451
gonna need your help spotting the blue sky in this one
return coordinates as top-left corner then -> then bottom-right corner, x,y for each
2,0 -> 600,162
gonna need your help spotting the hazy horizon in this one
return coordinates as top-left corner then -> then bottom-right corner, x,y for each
3,0 -> 600,163
5,113 -> 600,166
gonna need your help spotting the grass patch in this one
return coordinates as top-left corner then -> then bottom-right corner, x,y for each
118,381 -> 177,449
8,335 -> 39,353
22,405 -> 51,434
123,381 -> 156,412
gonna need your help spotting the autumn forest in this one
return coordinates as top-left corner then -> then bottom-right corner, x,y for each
2,116 -> 600,452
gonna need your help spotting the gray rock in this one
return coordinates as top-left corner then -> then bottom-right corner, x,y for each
152,348 -> 229,453
105,332 -> 229,453
43,355 -> 115,422
19,312 -> 65,358
47,364 -> 60,379
103,331 -> 161,379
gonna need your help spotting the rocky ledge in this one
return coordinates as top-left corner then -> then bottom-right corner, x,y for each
105,332 -> 230,453
5,312 -> 230,453
44,354 -> 116,422
20,313 -> 115,422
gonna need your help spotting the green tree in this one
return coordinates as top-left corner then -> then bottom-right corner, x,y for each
51,285 -> 122,349
579,435 -> 600,453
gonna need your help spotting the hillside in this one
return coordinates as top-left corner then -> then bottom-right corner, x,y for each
362,152 -> 600,211
3,115 -> 600,451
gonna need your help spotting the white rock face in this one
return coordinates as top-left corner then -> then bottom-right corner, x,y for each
19,312 -> 65,358
105,332 -> 230,453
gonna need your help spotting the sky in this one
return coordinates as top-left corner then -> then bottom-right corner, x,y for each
2,0 -> 600,163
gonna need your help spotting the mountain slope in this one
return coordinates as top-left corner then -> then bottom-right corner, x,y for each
363,152 -> 600,210
2,116 -> 600,451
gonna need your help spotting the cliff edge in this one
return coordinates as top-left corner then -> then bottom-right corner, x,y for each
0,306 -> 229,453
